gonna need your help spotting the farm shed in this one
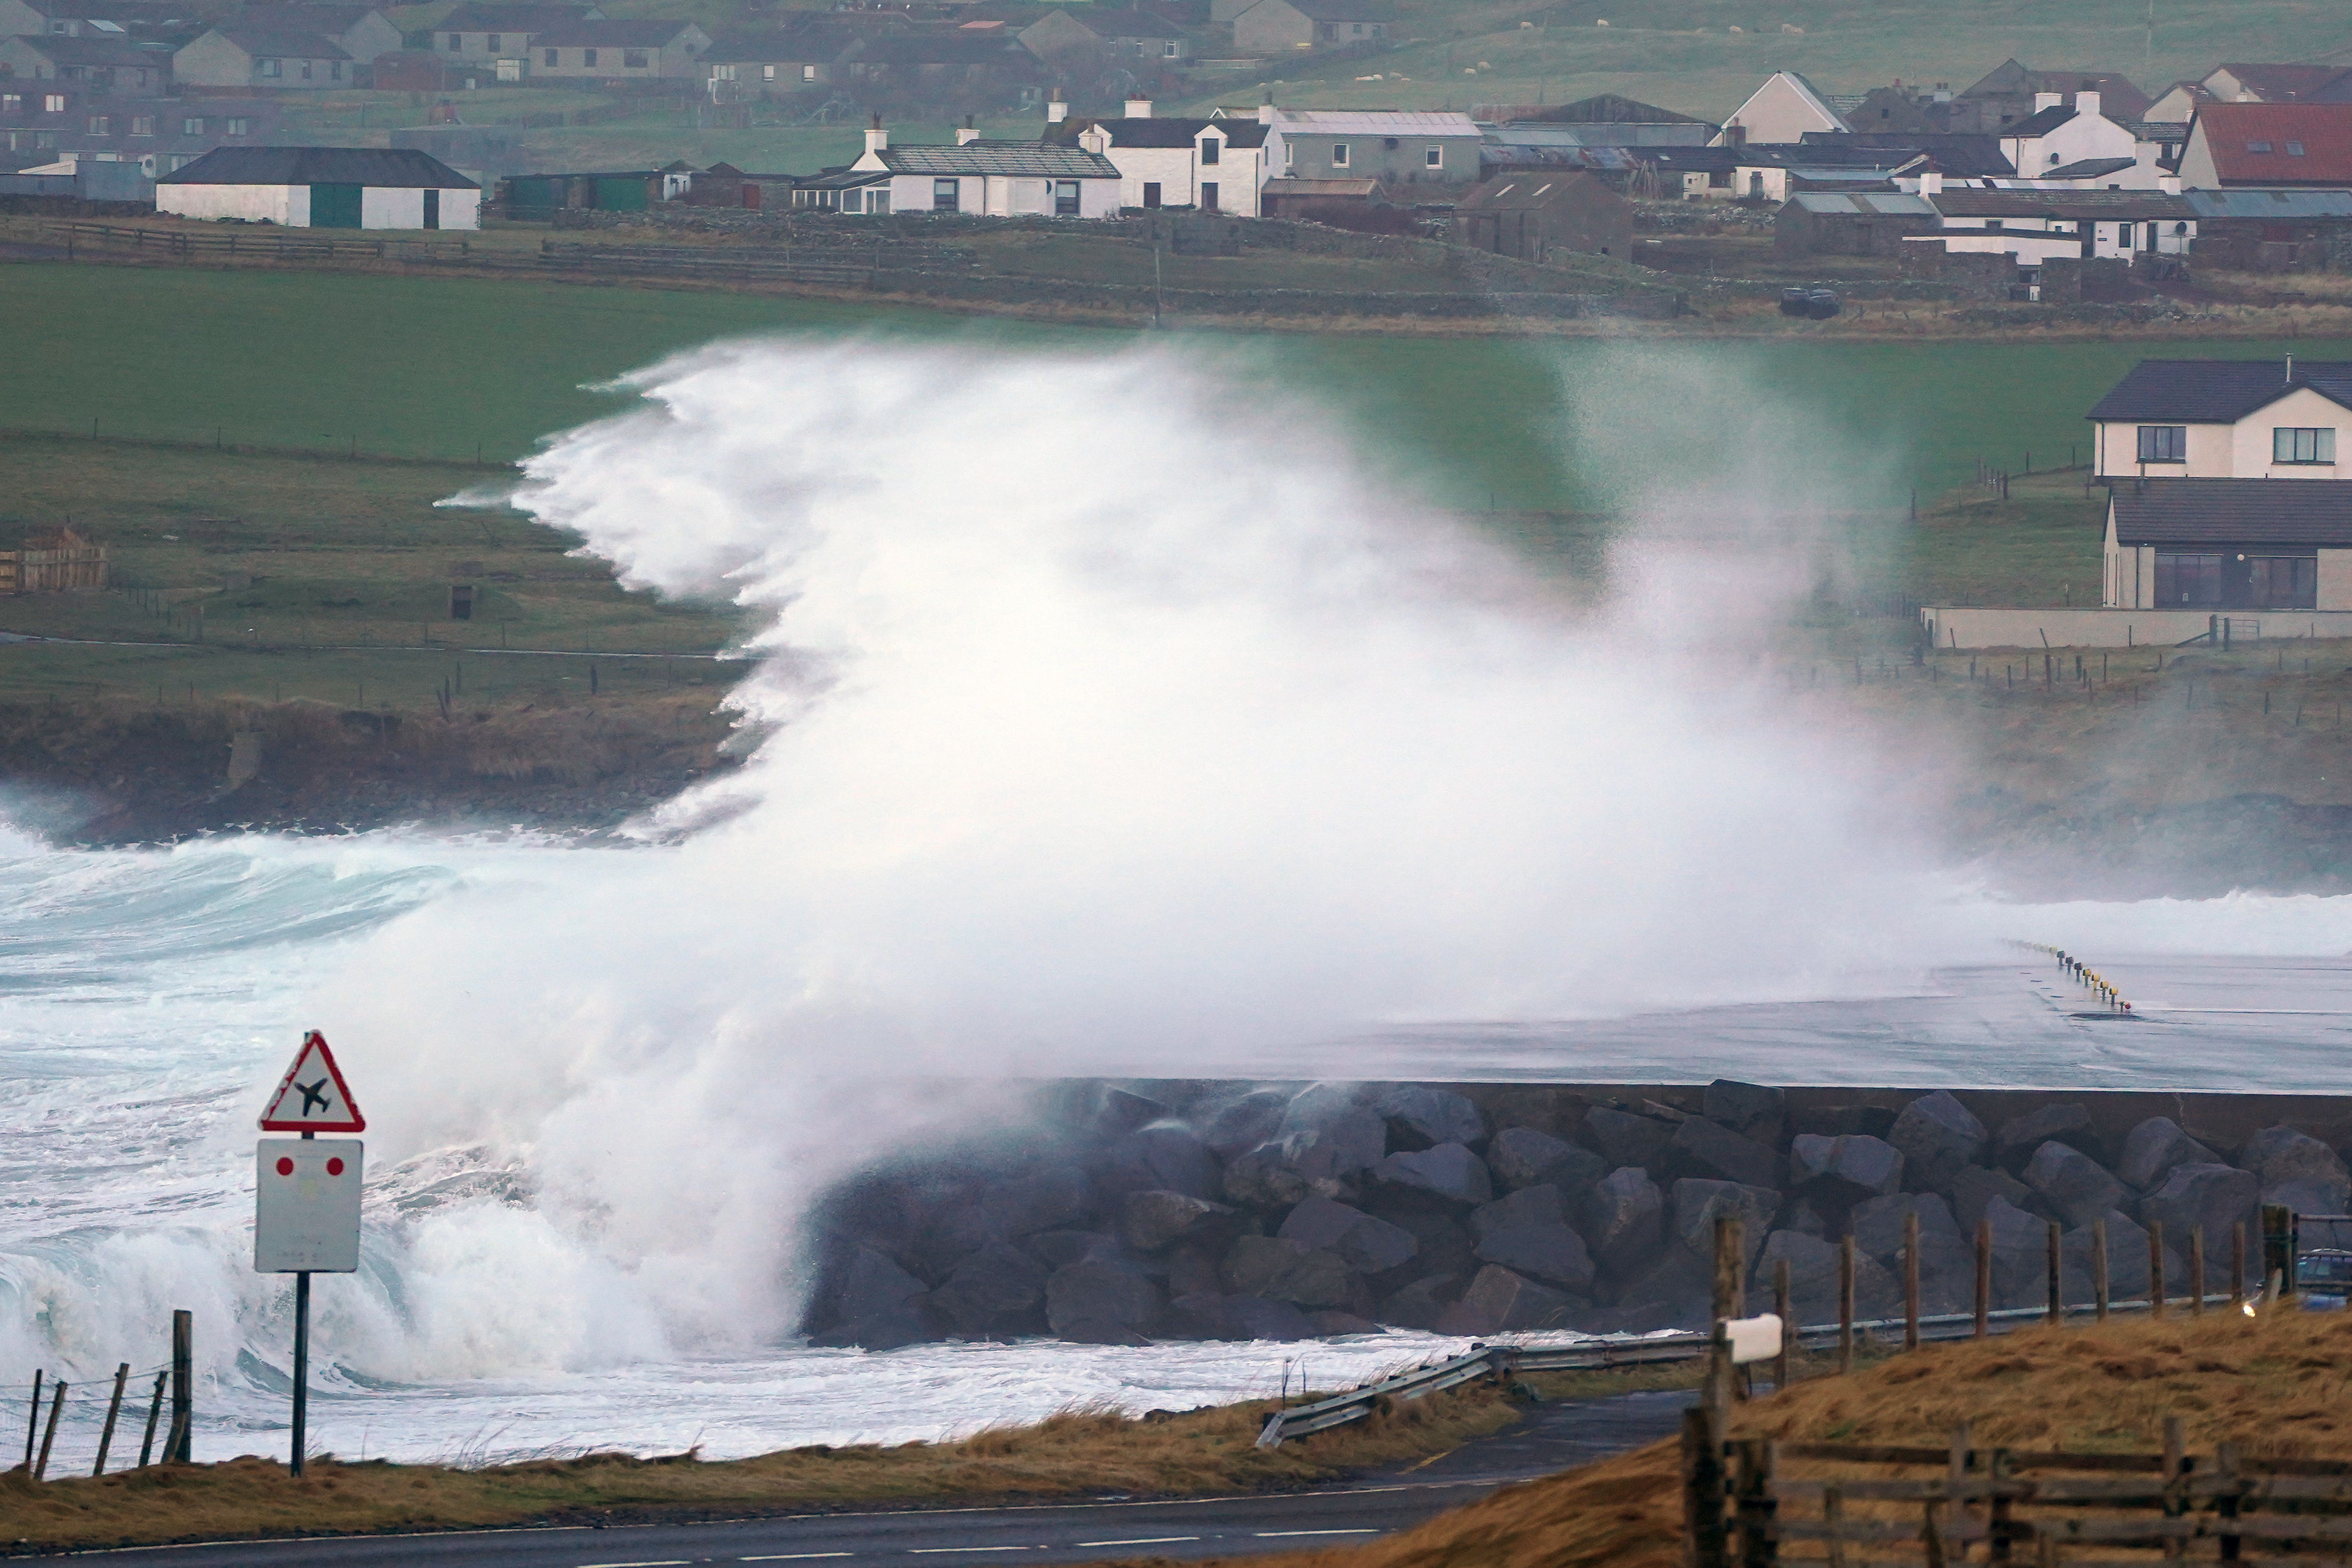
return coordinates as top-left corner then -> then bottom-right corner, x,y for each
1451,171 -> 1632,260
0,526 -> 107,594
1775,189 -> 1938,257
156,145 -> 478,228
2183,188 -> 2352,272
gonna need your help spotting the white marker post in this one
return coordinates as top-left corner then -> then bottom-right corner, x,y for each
255,1030 -> 365,1478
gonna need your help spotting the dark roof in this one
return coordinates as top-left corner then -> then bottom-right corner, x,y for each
2004,104 -> 2078,136
853,31 -> 1026,63
11,0 -> 174,18
2111,480 -> 2352,546
9,34 -> 164,64
1931,188 -> 2193,219
873,140 -> 1115,175
2212,63 -> 2351,102
438,3 -> 601,30
2087,359 -> 2352,422
1279,0 -> 1395,18
1037,6 -> 1186,38
700,24 -> 858,62
1800,130 -> 2015,176
266,5 -> 389,31
2043,155 -> 2137,177
158,144 -> 477,187
1043,114 -> 1267,148
203,24 -> 350,57
533,17 -> 696,45
1454,171 -> 1617,210
1471,92 -> 1705,125
2190,102 -> 2352,184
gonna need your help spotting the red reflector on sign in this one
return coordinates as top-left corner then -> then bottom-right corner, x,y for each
276,1157 -> 294,1176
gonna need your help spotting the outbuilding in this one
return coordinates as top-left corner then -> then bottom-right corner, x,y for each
156,145 -> 478,228
1451,172 -> 1632,260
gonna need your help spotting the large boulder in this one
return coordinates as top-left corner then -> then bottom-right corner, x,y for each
1489,1127 -> 1607,1193
1951,1164 -> 2033,1232
1096,1125 -> 1222,1203
1434,1264 -> 1580,1335
1026,1229 -> 1119,1270
1276,1195 -> 1418,1274
2240,1126 -> 2352,1211
1200,1090 -> 1290,1158
2138,1163 -> 2259,1252
1469,1186 -> 1595,1292
1671,1179 -> 1780,1269
1486,1086 -> 1563,1137
1850,1191 -> 1969,1314
1165,1291 -> 1317,1342
2023,1141 -> 2128,1230
1670,1117 -> 1780,1190
1789,1134 -> 1905,1202
911,1202 -> 1005,1281
1584,1107 -> 1678,1173
1376,1086 -> 1487,1150
1375,1274 -> 1461,1331
2267,1178 -> 2351,1220
1703,1081 -> 1786,1144
2060,1211 -> 2153,1305
1753,1229 -> 1901,1325
929,1242 -> 1050,1337
1607,1246 -> 1713,1327
1889,1091 -> 1987,1191
1576,1166 -> 1665,1279
980,1165 -> 1095,1238
1374,1143 -> 1494,1205
806,1244 -> 941,1349
2117,1118 -> 2220,1192
1121,1190 -> 1237,1253
1046,1261 -> 1164,1343
1984,1195 -> 2054,1310
1220,1236 -> 1360,1308
1991,1103 -> 2096,1173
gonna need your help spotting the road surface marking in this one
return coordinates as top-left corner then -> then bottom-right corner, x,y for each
743,1556 -> 857,1562
908,1549 -> 1037,1555
577,1560 -> 693,1566
1255,1529 -> 1380,1537
1074,1539 -> 1203,1548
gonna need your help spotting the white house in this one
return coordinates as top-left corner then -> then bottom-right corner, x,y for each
1905,173 -> 2194,264
1260,106 -> 1480,184
1997,91 -> 2176,188
156,145 -> 478,228
1712,70 -> 1850,146
172,25 -> 350,89
841,121 -> 1121,217
2087,357 -> 2352,480
2102,479 -> 2352,612
1044,96 -> 1269,214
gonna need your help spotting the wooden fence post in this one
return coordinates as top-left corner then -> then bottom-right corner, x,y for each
34,1379 -> 63,1480
2215,1440 -> 2243,1562
1715,1215 -> 1747,1402
2232,1222 -> 2247,1309
1773,1258 -> 1792,1393
2093,1218 -> 2111,1322
22,1368 -> 39,1468
2190,1227 -> 2206,1316
2263,1203 -> 2297,1299
1838,1234 -> 1856,1373
1735,1437 -> 1778,1568
1904,1209 -> 1922,1351
92,1363 -> 127,1477
1822,1484 -> 1847,1568
168,1307 -> 192,1464
1975,1218 -> 1992,1338
2046,1221 -> 2062,1325
1948,1421 -> 1973,1552
2162,1416 -> 2187,1566
1682,1405 -> 1731,1568
137,1371 -> 164,1469
2149,1220 -> 2167,1318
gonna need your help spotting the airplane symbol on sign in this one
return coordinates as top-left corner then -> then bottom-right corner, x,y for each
296,1078 -> 330,1114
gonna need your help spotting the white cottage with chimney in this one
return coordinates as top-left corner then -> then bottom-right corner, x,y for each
843,119 -> 1121,217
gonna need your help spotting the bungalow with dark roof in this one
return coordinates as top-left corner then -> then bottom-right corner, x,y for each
2178,102 -> 2352,189
699,24 -> 858,96
264,5 -> 401,64
1918,181 -> 2195,264
0,32 -> 166,93
2102,480 -> 2352,612
840,119 -> 1119,216
0,0 -> 174,40
529,17 -> 705,79
2088,357 -> 2352,480
432,4 -> 603,67
1019,7 -> 1191,64
1230,0 -> 1392,56
157,144 -> 478,226
173,26 -> 351,90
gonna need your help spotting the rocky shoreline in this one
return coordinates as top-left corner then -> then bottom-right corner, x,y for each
799,1080 -> 2352,1350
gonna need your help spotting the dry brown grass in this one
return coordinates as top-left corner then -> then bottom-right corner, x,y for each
0,1384 -> 1519,1553
1163,1304 -> 2352,1568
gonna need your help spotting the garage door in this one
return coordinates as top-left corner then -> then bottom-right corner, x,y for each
594,176 -> 647,212
310,183 -> 363,228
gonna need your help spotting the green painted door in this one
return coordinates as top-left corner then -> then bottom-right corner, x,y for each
310,183 -> 363,228
594,177 -> 647,212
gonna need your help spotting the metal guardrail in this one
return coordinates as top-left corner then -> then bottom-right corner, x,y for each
1253,1293 -> 2253,1449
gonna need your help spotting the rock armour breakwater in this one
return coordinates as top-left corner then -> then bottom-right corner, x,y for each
799,1080 -> 2352,1350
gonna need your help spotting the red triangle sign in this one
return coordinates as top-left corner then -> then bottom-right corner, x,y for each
258,1031 -> 366,1134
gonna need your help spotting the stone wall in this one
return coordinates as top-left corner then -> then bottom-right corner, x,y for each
798,1078 -> 2351,1351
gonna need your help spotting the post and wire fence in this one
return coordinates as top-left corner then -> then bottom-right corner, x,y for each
10,1308 -> 194,1479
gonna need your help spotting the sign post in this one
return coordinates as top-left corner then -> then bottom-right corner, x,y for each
255,1031 -> 365,1478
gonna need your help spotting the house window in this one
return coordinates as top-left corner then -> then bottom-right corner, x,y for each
762,63 -> 775,80
2155,552 -> 2222,606
1141,181 -> 1160,207
1283,141 -> 1293,168
1198,136 -> 1218,165
444,33 -> 459,50
1163,39 -> 1177,56
2248,140 -> 2272,153
932,176 -> 958,211
2287,141 -> 2306,156
2273,427 -> 2336,465
545,47 -> 556,65
1200,179 -> 1217,211
2136,425 -> 2187,462
299,60 -> 313,79
2117,222 -> 2133,249
1330,141 -> 1347,167
583,48 -> 598,66
44,93 -> 65,112
227,117 -> 248,135
623,48 -> 647,68
712,63 -> 735,79
330,60 -> 342,78
2251,555 -> 2319,606
1054,179 -> 1079,215
488,33 -> 501,50
130,114 -> 151,135
259,58 -> 280,76
87,114 -> 107,134
801,63 -> 815,80
2,94 -> 17,112
1425,144 -> 1442,168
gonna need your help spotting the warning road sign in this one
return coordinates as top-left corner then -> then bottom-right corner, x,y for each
254,1139 -> 363,1273
258,1031 -> 365,1134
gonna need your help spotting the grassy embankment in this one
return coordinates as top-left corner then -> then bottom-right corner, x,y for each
0,1376 -> 1545,1552
1168,1302 -> 2352,1568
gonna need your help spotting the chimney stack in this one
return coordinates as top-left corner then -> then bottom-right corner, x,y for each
864,114 -> 887,153
2075,89 -> 2101,118
1046,91 -> 1068,124
957,113 -> 979,144
1125,96 -> 1152,118
1919,167 -> 1941,196
1257,90 -> 1275,125
1079,123 -> 1110,154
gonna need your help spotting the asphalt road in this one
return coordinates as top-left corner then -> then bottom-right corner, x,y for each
39,1392 -> 1697,1568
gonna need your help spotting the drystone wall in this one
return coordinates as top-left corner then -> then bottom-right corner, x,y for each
798,1079 -> 2351,1351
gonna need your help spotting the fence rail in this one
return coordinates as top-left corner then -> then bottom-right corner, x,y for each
39,221 -> 471,262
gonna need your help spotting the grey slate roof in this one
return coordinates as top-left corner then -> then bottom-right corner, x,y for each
2088,359 -> 2352,422
1931,188 -> 2193,219
2111,480 -> 2352,546
1044,115 -> 1268,149
157,145 -> 477,188
11,34 -> 162,64
875,141 -> 1116,176
2005,105 -> 2079,137
2042,156 -> 2137,178
1280,0 -> 1396,18
207,25 -> 351,57
2183,188 -> 2352,219
1789,190 -> 1936,215
439,4 -> 602,31
534,18 -> 696,45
